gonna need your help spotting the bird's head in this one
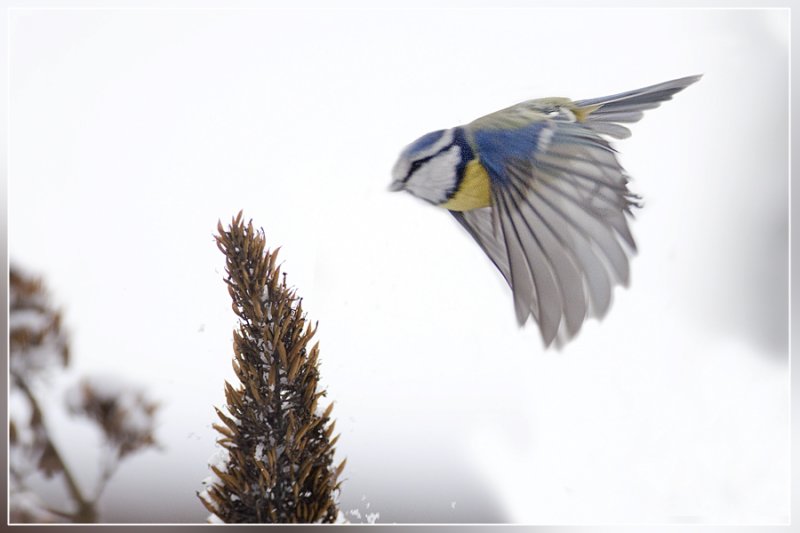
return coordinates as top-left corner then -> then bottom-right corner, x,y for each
389,128 -> 467,205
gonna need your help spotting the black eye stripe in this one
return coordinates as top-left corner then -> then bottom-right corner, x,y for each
401,128 -> 475,186
402,156 -> 432,183
401,144 -> 456,183
410,159 -> 425,173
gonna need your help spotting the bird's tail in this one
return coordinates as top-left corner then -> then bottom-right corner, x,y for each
574,75 -> 702,138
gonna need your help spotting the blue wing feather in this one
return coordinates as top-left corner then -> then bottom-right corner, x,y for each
472,122 -> 547,187
463,119 -> 636,344
450,76 -> 699,345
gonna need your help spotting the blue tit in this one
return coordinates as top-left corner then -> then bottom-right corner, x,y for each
390,75 -> 700,347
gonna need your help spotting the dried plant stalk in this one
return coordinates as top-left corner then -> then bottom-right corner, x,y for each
200,211 -> 344,523
9,266 -> 158,523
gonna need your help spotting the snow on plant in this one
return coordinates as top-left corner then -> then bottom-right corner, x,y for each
9,265 -> 159,523
199,212 -> 345,523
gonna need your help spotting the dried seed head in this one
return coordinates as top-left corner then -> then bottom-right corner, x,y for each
201,213 -> 344,523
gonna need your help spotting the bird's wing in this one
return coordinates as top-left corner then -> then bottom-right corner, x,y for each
455,76 -> 699,346
451,208 -> 511,285
453,121 -> 632,346
574,75 -> 702,139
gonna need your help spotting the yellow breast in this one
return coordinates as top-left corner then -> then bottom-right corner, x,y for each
440,159 -> 492,211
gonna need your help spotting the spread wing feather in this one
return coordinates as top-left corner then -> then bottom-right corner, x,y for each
451,208 -> 511,284
451,76 -> 700,345
577,75 -> 702,139
452,123 -> 636,345
453,124 -> 635,345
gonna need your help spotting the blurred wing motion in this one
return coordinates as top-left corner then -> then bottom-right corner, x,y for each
454,75 -> 700,345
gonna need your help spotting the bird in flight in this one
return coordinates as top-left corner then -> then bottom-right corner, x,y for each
390,75 -> 700,347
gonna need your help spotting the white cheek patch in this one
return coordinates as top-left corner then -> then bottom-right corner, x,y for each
391,129 -> 455,188
406,145 -> 462,204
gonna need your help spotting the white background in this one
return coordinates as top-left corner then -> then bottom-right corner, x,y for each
8,5 -> 789,524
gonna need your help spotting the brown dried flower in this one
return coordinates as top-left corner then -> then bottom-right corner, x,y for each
66,376 -> 159,459
9,266 -> 69,380
9,265 -> 159,523
200,211 -> 345,523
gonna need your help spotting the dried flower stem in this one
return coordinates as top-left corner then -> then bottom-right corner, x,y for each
201,211 -> 344,523
13,378 -> 96,522
9,266 -> 159,524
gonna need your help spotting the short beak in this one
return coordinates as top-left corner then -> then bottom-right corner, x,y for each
388,180 -> 405,192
